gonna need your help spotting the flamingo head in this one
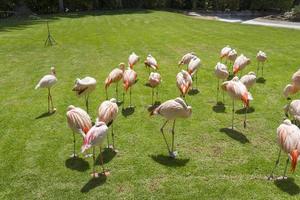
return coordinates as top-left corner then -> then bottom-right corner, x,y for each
110,98 -> 117,103
51,67 -> 56,76
119,62 -> 125,71
67,105 -> 75,111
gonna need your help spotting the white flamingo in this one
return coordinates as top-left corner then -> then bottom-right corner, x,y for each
178,52 -> 196,67
187,56 -> 201,89
214,62 -> 229,103
256,50 -> 267,76
148,72 -> 161,105
35,67 -> 57,113
128,52 -> 139,69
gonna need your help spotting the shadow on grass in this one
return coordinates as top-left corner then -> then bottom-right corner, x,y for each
65,157 -> 89,172
235,107 -> 255,114
35,111 -> 55,119
274,178 -> 300,195
212,102 -> 226,113
122,107 -> 135,117
219,128 -> 250,144
257,77 -> 266,84
150,154 -> 189,167
95,148 -> 116,165
188,88 -> 199,96
144,83 -> 151,88
80,175 -> 107,193
147,101 -> 161,113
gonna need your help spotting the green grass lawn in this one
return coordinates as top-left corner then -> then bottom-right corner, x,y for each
1,10 -> 300,199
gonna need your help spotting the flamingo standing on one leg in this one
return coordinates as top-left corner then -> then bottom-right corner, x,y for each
220,45 -> 232,63
105,63 -> 125,101
144,54 -> 158,74
97,98 -> 119,152
256,51 -> 267,77
82,121 -> 110,178
35,67 -> 57,113
268,119 -> 300,180
66,105 -> 92,157
148,72 -> 161,105
123,67 -> 137,108
233,54 -> 251,76
178,52 -> 196,67
150,97 -> 192,158
128,52 -> 139,69
214,62 -> 229,103
187,56 -> 201,90
176,70 -> 193,99
72,76 -> 97,114
240,72 -> 257,91
222,76 -> 253,129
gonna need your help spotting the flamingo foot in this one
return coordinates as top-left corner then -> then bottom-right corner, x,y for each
169,151 -> 178,158
276,176 -> 288,180
90,172 -> 99,178
266,175 -> 274,181
70,153 -> 78,158
84,153 -> 93,158
102,171 -> 110,176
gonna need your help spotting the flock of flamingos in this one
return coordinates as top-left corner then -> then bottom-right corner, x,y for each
34,45 -> 300,180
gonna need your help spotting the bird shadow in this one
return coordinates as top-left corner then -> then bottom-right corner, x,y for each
150,154 -> 190,167
144,83 -> 152,88
35,111 -> 55,119
147,101 -> 161,113
228,74 -> 234,80
212,102 -> 226,113
80,175 -> 107,193
122,107 -> 135,117
95,148 -> 117,165
135,79 -> 139,84
116,101 -> 123,106
257,77 -> 266,84
274,178 -> 300,196
219,128 -> 250,144
235,107 -> 255,114
65,157 -> 90,172
188,88 -> 199,96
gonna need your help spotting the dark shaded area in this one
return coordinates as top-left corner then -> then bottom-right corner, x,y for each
35,111 -> 55,119
144,83 -> 151,88
122,107 -> 135,117
274,178 -> 300,196
147,101 -> 161,113
80,175 -> 107,193
212,102 -> 226,113
116,101 -> 123,107
257,77 -> 266,84
188,88 -> 199,96
65,157 -> 90,172
219,128 -> 250,144
150,154 -> 189,167
235,106 -> 255,114
95,148 -> 116,165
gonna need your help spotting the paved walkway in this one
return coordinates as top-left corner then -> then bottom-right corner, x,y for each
187,12 -> 300,30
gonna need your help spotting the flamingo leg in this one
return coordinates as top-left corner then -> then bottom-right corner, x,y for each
92,146 -> 96,177
99,146 -> 105,173
217,79 -> 219,103
232,99 -> 235,130
151,87 -> 154,105
122,92 -> 125,108
47,88 -> 50,113
196,72 -> 198,89
72,132 -> 76,157
262,62 -> 264,77
85,95 -> 89,114
256,62 -> 259,76
160,120 -> 171,154
283,157 -> 289,178
156,87 -> 159,102
268,149 -> 281,180
222,79 -> 225,103
170,120 -> 177,158
111,123 -> 117,152
244,106 -> 248,128
116,82 -> 119,101
129,87 -> 132,107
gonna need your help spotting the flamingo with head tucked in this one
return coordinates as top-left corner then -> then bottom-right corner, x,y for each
150,97 -> 192,158
240,72 -> 257,91
144,54 -> 158,73
66,105 -> 92,157
123,67 -> 137,108
128,52 -> 139,69
220,45 -> 231,62
214,62 -> 229,103
176,70 -> 192,98
222,76 -> 253,129
268,119 -> 300,180
233,54 -> 251,76
105,63 -> 125,101
178,52 -> 196,67
187,56 -> 201,89
97,98 -> 119,152
148,72 -> 161,105
82,121 -> 110,177
35,67 -> 57,113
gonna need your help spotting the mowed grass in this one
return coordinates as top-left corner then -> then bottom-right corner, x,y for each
1,10 -> 300,199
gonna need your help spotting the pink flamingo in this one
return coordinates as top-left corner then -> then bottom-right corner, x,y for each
176,70 -> 192,98
228,49 -> 237,68
283,69 -> 300,99
97,98 -> 119,152
220,45 -> 231,62
187,56 -> 201,89
178,52 -> 196,67
82,121 -> 110,177
268,119 -> 300,180
35,67 -> 57,113
240,72 -> 256,91
233,54 -> 251,76
214,62 -> 229,103
222,76 -> 253,129
284,100 -> 300,126
123,67 -> 137,107
150,97 -> 192,158
144,54 -> 158,73
128,52 -> 139,69
105,63 -> 125,101
256,50 -> 267,76
66,105 -> 92,157
148,72 -> 161,105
